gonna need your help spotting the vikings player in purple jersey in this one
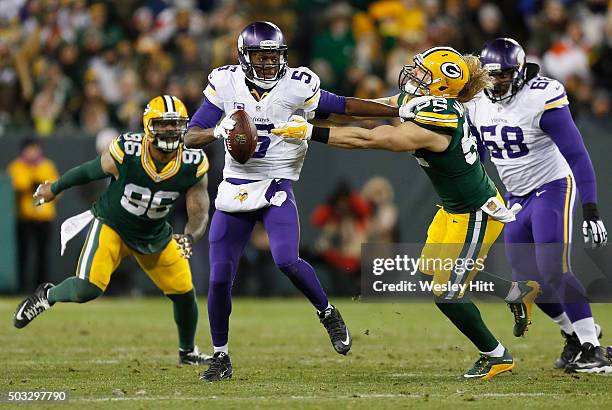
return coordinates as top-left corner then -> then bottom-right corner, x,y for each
183,21 -> 398,381
462,38 -> 609,373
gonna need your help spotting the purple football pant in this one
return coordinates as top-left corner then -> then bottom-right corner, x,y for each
207,179 -> 329,347
505,175 -> 592,323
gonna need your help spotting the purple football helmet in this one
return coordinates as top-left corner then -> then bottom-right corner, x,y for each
480,38 -> 527,102
238,21 -> 288,85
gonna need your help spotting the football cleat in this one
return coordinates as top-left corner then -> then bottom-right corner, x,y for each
178,346 -> 212,365
554,324 -> 602,369
464,348 -> 514,380
318,305 -> 352,355
14,283 -> 55,329
200,352 -> 233,382
507,280 -> 540,337
565,342 -> 612,374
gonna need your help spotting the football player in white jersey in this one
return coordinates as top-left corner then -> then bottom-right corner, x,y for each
183,21 -> 398,381
404,38 -> 610,373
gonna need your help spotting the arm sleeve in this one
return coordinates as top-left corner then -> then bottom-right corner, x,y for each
51,156 -> 107,195
539,106 -> 597,204
315,89 -> 347,115
188,96 -> 224,129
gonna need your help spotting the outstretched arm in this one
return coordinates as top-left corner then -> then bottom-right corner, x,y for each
326,122 -> 449,152
272,117 -> 450,152
312,90 -> 400,125
174,174 -> 210,259
33,150 -> 117,205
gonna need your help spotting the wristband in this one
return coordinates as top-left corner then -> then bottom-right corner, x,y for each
583,203 -> 600,220
311,127 -> 330,144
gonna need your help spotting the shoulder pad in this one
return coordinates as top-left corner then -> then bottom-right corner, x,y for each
285,66 -> 321,107
412,97 -> 462,132
523,77 -> 568,111
109,133 -> 145,163
181,147 -> 209,178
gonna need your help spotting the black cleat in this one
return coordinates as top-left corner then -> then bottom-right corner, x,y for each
14,283 -> 55,329
554,324 -> 602,369
565,342 -> 612,374
200,352 -> 232,382
179,346 -> 212,365
318,305 -> 351,355
506,280 -> 540,337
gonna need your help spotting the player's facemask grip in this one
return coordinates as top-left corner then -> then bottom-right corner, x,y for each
148,118 -> 189,152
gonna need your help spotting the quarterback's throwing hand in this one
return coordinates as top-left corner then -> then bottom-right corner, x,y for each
272,115 -> 313,143
213,109 -> 238,140
174,234 -> 194,259
32,181 -> 55,206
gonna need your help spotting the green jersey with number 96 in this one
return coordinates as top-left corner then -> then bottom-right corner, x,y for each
91,133 -> 209,254
398,93 -> 496,214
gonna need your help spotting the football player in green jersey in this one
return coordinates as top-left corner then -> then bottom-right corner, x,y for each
273,47 -> 540,380
14,95 -> 212,365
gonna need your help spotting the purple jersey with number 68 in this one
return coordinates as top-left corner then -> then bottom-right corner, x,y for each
202,65 -> 321,181
464,76 -> 571,196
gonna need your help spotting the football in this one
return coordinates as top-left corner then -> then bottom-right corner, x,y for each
226,109 -> 258,164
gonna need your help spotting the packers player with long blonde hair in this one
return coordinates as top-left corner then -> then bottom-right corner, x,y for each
273,47 -> 540,380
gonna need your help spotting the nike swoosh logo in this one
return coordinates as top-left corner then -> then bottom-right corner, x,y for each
341,329 -> 351,346
536,190 -> 546,197
15,302 -> 27,321
519,311 -> 525,319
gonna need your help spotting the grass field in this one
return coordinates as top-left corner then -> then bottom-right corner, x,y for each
1,297 -> 611,409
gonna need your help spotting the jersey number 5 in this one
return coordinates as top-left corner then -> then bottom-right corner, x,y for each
121,183 -> 180,219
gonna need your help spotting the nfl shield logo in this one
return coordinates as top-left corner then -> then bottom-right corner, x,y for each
234,102 -> 245,110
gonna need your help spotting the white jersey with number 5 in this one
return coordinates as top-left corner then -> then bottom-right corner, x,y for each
203,65 -> 321,181
464,76 -> 571,196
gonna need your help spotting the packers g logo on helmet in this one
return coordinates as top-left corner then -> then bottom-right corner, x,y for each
142,95 -> 189,152
399,47 -> 469,98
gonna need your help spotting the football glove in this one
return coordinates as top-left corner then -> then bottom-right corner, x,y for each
272,115 -> 313,143
583,203 -> 607,248
213,109 -> 238,140
398,95 -> 436,122
173,233 -> 194,259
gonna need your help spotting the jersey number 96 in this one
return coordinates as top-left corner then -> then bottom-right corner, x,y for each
120,183 -> 180,219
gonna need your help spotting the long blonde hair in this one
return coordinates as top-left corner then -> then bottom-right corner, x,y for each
458,54 -> 492,103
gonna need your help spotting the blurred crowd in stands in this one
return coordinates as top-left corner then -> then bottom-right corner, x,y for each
1,0 -> 611,140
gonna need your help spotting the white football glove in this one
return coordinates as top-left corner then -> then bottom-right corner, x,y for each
271,115 -> 313,143
582,204 -> 607,248
213,109 -> 238,140
398,95 -> 435,122
583,220 -> 608,248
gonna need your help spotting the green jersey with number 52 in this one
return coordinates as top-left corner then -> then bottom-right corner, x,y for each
398,93 -> 497,213
92,133 -> 209,254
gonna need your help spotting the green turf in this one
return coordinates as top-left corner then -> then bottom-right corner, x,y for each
1,297 -> 611,409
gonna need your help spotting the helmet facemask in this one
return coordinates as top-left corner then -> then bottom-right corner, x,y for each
148,116 -> 189,152
238,32 -> 288,88
484,65 -> 525,103
398,59 -> 439,97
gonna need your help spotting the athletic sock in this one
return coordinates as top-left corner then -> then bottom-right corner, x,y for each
551,312 -> 574,335
214,343 -> 229,354
572,317 -> 600,346
47,277 -> 102,303
480,342 -> 505,358
435,300 -> 499,352
167,289 -> 199,351
473,270 -> 513,299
